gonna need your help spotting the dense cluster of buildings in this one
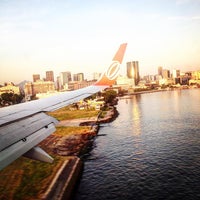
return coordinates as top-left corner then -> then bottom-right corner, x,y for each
23,71 -> 99,99
1,62 -> 200,101
142,67 -> 200,87
116,62 -> 200,91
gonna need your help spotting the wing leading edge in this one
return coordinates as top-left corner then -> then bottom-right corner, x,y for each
0,43 -> 127,170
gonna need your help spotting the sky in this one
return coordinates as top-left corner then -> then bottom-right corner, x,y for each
0,0 -> 200,84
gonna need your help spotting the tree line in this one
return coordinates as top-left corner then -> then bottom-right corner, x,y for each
0,90 -> 118,108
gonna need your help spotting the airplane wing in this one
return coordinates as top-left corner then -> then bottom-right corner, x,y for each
0,43 -> 127,170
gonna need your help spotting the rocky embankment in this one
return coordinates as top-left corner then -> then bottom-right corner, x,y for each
53,131 -> 96,157
53,106 -> 118,158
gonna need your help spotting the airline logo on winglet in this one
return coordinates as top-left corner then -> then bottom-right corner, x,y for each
105,61 -> 120,80
95,43 -> 127,86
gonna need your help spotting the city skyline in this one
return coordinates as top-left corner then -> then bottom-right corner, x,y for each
0,0 -> 200,84
1,62 -> 199,86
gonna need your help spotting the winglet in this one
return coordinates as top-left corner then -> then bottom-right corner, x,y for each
95,43 -> 127,86
112,43 -> 127,64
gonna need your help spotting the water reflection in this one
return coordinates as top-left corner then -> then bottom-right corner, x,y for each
172,89 -> 181,117
131,95 -> 141,136
122,95 -> 142,135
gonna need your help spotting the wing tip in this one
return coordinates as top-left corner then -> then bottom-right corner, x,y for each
112,43 -> 127,64
95,43 -> 127,86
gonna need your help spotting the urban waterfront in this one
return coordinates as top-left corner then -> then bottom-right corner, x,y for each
73,89 -> 200,200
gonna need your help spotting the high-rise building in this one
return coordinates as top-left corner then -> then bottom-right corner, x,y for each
59,71 -> 72,89
73,73 -> 84,82
162,69 -> 170,79
56,76 -> 61,90
127,61 -> 140,85
46,71 -> 54,82
172,69 -> 180,78
93,72 -> 101,80
158,66 -> 163,76
33,74 -> 40,82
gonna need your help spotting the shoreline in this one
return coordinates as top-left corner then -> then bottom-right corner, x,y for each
40,106 -> 118,200
121,87 -> 200,99
34,88 -> 200,199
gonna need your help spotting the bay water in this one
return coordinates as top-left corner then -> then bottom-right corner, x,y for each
74,89 -> 200,200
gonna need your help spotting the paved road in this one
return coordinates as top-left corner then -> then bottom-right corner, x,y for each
57,117 -> 98,127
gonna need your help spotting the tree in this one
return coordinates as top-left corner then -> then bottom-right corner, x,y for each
12,94 -> 23,104
102,90 -> 117,104
1,93 -> 13,102
0,93 -> 23,106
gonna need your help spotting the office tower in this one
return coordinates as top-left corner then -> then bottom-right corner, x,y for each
127,61 -> 140,85
73,73 -> 84,82
162,69 -> 170,79
77,73 -> 84,81
158,66 -> 163,76
172,69 -> 180,78
73,74 -> 78,82
33,74 -> 40,82
56,76 -> 61,90
59,71 -> 72,88
46,71 -> 54,82
93,72 -> 101,80
172,69 -> 180,84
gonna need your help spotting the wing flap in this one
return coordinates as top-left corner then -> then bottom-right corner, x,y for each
0,121 -> 56,170
0,113 -> 58,152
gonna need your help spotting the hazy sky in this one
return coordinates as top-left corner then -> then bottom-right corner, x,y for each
0,0 -> 200,84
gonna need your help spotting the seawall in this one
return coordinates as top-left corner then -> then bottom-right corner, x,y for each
41,156 -> 83,200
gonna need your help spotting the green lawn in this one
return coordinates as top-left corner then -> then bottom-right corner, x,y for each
48,106 -> 100,121
54,126 -> 92,136
0,155 -> 64,200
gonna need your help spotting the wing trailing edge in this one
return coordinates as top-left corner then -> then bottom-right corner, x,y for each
0,113 -> 57,170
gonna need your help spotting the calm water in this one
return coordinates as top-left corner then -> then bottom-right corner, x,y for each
74,89 -> 200,200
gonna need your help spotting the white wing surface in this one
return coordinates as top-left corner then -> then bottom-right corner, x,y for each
0,43 -> 127,170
